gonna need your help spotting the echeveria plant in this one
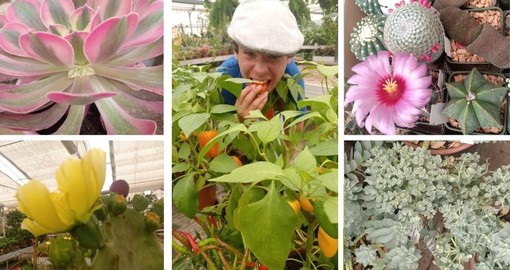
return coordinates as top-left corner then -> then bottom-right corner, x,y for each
0,0 -> 163,134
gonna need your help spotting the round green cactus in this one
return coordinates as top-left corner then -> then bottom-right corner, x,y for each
442,68 -> 508,134
350,14 -> 387,61
355,0 -> 384,14
383,2 -> 444,63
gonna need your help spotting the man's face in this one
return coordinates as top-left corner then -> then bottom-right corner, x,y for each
234,46 -> 292,93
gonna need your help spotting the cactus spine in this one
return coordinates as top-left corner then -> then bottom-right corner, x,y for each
355,0 -> 384,14
383,1 -> 445,63
350,14 -> 387,61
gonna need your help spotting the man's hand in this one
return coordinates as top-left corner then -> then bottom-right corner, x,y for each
235,84 -> 269,121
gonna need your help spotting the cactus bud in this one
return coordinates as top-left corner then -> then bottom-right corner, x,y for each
71,216 -> 105,249
151,198 -> 164,221
93,197 -> 109,221
111,194 -> 128,215
49,237 -> 75,267
109,179 -> 130,197
145,212 -> 161,232
132,194 -> 150,211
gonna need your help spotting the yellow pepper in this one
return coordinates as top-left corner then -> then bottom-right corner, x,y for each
318,226 -> 338,258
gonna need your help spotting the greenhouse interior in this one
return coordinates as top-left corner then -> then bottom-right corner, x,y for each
172,0 -> 338,269
0,141 -> 164,269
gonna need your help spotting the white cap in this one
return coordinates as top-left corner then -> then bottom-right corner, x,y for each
227,0 -> 304,55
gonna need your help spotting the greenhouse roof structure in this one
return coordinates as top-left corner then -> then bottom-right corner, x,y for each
0,140 -> 164,209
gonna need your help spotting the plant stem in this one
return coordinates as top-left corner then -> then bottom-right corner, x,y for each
215,236 -> 244,258
193,216 -> 211,236
239,248 -> 250,270
172,228 -> 192,249
172,240 -> 190,255
197,238 -> 219,248
305,219 -> 319,269
218,249 -> 233,270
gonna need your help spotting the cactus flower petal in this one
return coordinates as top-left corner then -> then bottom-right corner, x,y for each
16,180 -> 74,236
345,51 -> 432,134
19,32 -> 74,67
55,149 -> 106,223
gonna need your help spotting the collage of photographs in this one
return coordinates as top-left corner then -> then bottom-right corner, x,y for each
0,0 -> 510,269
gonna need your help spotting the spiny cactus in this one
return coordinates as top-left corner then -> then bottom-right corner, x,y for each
383,1 -> 445,63
350,14 -> 387,61
355,0 -> 383,14
442,68 -> 508,134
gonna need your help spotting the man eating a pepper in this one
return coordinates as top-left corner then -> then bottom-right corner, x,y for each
217,0 -> 306,123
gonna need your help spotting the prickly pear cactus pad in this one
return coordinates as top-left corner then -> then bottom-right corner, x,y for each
350,14 -> 387,61
383,1 -> 445,63
355,0 -> 384,14
442,68 -> 508,134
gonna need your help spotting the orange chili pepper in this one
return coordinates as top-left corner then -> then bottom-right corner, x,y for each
198,130 -> 219,158
232,156 -> 243,166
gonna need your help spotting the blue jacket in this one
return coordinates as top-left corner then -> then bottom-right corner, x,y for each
217,56 -> 305,109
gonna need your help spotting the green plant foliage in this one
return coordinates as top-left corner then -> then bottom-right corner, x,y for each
442,68 -> 508,134
344,142 -> 510,269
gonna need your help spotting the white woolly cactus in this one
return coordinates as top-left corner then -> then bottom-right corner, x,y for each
0,0 -> 163,135
383,0 -> 444,63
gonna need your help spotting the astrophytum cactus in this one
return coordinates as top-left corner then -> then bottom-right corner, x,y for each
383,0 -> 444,63
0,0 -> 163,134
442,68 -> 508,134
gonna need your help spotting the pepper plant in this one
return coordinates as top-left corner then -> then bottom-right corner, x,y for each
172,58 -> 339,269
0,0 -> 163,134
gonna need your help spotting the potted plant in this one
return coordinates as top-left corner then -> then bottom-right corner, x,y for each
172,59 -> 339,269
442,68 -> 508,134
344,141 -> 510,269
447,7 -> 504,65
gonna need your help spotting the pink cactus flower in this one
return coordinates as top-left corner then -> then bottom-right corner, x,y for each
345,51 -> 432,135
0,0 -> 163,134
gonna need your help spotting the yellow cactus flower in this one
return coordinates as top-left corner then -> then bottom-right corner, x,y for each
16,149 -> 106,236
16,181 -> 74,236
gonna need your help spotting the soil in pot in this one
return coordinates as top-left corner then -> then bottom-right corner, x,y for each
404,141 -> 474,156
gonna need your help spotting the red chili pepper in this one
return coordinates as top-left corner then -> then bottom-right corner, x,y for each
207,214 -> 218,229
180,231 -> 199,254
259,264 -> 269,270
266,107 -> 274,120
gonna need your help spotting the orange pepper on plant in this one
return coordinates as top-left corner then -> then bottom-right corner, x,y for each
318,226 -> 338,258
299,194 -> 314,212
198,130 -> 219,158
287,200 -> 301,215
232,156 -> 243,167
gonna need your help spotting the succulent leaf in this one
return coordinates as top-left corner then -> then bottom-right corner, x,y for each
0,0 -> 163,134
442,68 -> 508,134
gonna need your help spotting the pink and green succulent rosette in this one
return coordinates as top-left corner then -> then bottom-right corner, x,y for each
0,0 -> 163,134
